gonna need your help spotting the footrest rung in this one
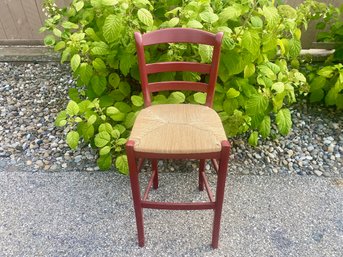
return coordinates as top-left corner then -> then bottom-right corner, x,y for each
141,200 -> 215,210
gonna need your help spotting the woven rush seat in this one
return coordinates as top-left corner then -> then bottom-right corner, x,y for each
130,104 -> 227,154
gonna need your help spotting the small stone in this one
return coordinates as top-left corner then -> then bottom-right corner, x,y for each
61,163 -> 67,168
26,160 -> 32,166
327,145 -> 334,153
313,170 -> 323,177
35,160 -> 44,167
287,150 -> 294,156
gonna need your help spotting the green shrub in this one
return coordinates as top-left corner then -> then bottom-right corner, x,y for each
304,3 -> 343,108
41,0 -> 329,172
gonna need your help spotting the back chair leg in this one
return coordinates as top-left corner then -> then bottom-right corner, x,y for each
211,141 -> 230,249
199,159 -> 205,191
152,159 -> 158,189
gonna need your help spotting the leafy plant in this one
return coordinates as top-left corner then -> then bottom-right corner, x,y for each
304,3 -> 343,108
41,0 -> 326,171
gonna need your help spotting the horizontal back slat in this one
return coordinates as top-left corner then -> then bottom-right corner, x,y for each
148,81 -> 208,93
142,28 -> 217,46
146,62 -> 211,74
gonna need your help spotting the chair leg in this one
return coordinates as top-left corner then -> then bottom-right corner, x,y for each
199,159 -> 205,191
152,159 -> 158,189
212,141 -> 230,249
126,141 -> 145,247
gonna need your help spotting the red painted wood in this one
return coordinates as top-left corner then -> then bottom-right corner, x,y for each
128,28 -> 229,249
148,81 -> 208,93
142,28 -> 218,46
134,28 -> 223,107
141,201 -> 216,210
146,62 -> 211,74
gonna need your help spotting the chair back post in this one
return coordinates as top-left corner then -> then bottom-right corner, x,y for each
134,32 -> 152,107
205,32 -> 224,107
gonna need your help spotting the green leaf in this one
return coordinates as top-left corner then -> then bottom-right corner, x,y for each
272,82 -> 285,93
219,6 -> 241,22
194,92 -> 206,104
91,76 -> 107,96
226,88 -> 240,98
66,100 -> 80,116
276,108 -> 292,136
109,73 -> 120,88
251,16 -> 263,28
92,58 -> 107,72
310,76 -> 326,92
110,112 -> 126,121
87,114 -> 97,125
102,14 -> 123,43
242,29 -> 260,55
113,124 -> 126,134
115,102 -> 131,113
248,131 -> 258,146
70,54 -> 81,72
131,95 -> 144,107
102,0 -> 118,6
62,21 -> 79,29
310,89 -> 324,103
97,154 -> 112,170
68,88 -> 80,102
91,42 -> 110,55
119,54 -> 132,76
325,88 -> 338,106
99,123 -> 113,134
318,66 -> 335,78
223,99 -> 238,115
137,8 -> 153,26
168,92 -> 185,104
66,131 -> 79,149
198,45 -> 213,63
111,129 -> 120,139
44,35 -> 55,46
115,155 -> 129,174
259,116 -> 271,139
100,146 -> 111,156
119,81 -> 131,97
95,131 -> 111,147
55,111 -> 67,127
263,6 -> 280,26
124,112 -> 138,128
244,63 -> 255,78
187,20 -> 203,29
245,95 -> 269,115
74,1 -> 84,12
199,11 -> 218,24
79,63 -> 93,85
336,94 -> 343,109
54,41 -> 65,51
288,39 -> 301,58
168,17 -> 179,27
106,106 -> 120,115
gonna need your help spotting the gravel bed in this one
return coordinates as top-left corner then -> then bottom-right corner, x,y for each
0,62 -> 342,176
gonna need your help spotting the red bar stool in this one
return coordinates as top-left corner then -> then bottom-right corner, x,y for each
126,28 -> 230,248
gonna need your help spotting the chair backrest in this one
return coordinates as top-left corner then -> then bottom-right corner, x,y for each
134,28 -> 223,107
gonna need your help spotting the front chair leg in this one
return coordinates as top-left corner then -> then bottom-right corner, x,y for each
126,140 -> 145,247
212,141 -> 230,249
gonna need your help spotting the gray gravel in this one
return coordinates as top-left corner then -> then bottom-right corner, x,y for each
0,62 -> 343,256
0,168 -> 342,256
0,62 -> 342,176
